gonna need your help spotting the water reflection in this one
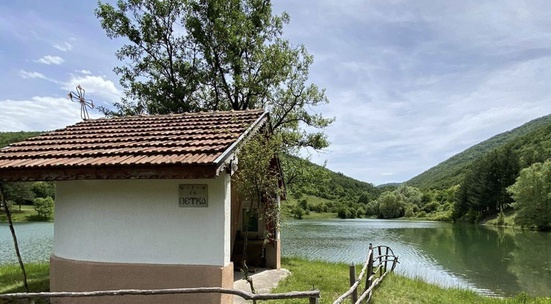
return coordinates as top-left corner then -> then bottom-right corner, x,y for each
281,219 -> 551,297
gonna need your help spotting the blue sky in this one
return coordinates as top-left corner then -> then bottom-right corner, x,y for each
1,1 -> 551,185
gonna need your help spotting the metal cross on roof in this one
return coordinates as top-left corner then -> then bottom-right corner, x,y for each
68,85 -> 94,120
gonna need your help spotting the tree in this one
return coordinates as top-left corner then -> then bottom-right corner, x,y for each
508,160 -> 551,230
337,207 -> 352,219
232,130 -> 283,292
96,0 -> 333,151
33,196 -> 55,220
2,182 -> 34,210
357,192 -> 371,204
0,184 -> 29,292
298,198 -> 309,212
453,146 -> 519,222
396,185 -> 423,207
292,205 -> 304,219
377,191 -> 405,219
31,181 -> 55,199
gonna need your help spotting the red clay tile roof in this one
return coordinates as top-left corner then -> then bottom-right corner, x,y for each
0,109 -> 267,181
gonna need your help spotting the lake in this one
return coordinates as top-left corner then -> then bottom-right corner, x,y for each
281,219 -> 551,297
1,222 -> 53,265
2,219 -> 551,297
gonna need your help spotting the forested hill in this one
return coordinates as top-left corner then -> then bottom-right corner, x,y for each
284,155 -> 381,203
0,132 -> 42,148
407,113 -> 551,190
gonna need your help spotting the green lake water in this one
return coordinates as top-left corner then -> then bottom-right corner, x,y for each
281,219 -> 551,297
2,219 -> 551,297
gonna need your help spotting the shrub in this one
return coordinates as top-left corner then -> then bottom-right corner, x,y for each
33,196 -> 54,220
337,207 -> 353,219
423,201 -> 440,213
355,207 -> 365,218
404,206 -> 415,217
299,198 -> 309,211
496,210 -> 505,226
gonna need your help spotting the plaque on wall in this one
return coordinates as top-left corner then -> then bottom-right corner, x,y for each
179,184 -> 208,207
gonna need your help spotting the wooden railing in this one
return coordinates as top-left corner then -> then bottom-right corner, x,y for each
333,244 -> 398,304
0,287 -> 320,303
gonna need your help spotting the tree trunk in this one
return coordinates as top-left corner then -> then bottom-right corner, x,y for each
0,183 -> 29,292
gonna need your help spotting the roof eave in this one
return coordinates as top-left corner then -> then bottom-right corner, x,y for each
0,164 -> 218,182
213,111 -> 270,177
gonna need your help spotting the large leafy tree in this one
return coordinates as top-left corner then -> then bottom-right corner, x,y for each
96,0 -> 333,151
377,191 -> 405,219
508,160 -> 551,231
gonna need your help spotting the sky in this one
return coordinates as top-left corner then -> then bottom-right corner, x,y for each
1,1 -> 551,185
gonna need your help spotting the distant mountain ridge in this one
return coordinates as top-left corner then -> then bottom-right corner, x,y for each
407,113 -> 551,190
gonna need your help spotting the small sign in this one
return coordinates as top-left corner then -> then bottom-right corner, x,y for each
179,184 -> 208,207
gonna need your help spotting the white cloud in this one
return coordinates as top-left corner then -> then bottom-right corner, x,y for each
35,55 -> 64,65
0,96 -> 102,132
75,69 -> 92,75
19,70 -> 47,79
53,42 -> 73,52
62,74 -> 121,106
18,70 -> 62,85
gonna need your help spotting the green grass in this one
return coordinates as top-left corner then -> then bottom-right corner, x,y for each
374,273 -> 551,304
271,258 -> 350,303
301,211 -> 338,220
271,258 -> 551,304
0,264 -> 49,294
0,264 -> 50,304
0,205 -> 46,223
3,259 -> 551,303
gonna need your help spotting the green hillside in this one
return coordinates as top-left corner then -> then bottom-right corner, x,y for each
284,155 -> 380,202
0,132 -> 42,149
282,155 -> 381,218
407,114 -> 551,190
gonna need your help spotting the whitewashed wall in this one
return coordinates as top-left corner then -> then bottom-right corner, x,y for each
54,175 -> 231,266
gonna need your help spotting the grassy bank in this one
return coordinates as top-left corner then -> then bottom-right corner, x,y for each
0,264 -> 49,294
2,259 -> 550,303
483,210 -> 517,227
272,258 -> 550,304
0,205 -> 46,223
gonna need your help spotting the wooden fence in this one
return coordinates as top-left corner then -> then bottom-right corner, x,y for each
0,287 -> 320,304
333,244 -> 398,304
1,244 -> 397,304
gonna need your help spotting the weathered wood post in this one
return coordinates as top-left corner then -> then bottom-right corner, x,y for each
310,295 -> 320,304
377,246 -> 383,276
349,263 -> 357,303
391,256 -> 399,271
384,247 -> 389,273
365,244 -> 374,295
